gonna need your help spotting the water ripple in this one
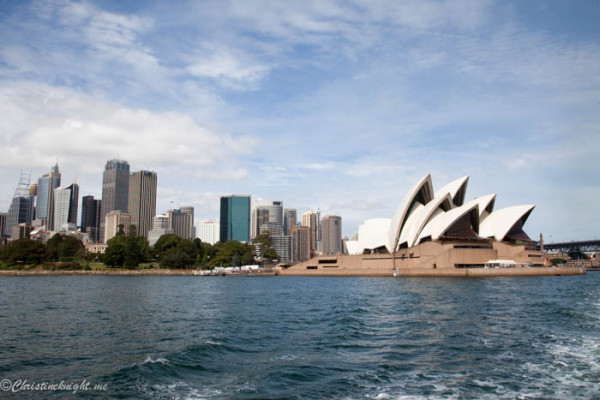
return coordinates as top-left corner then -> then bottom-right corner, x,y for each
0,275 -> 598,399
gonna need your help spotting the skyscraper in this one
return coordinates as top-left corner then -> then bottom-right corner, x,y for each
271,235 -> 292,263
259,221 -> 284,236
53,180 -> 79,232
167,207 -> 195,240
36,163 -> 61,230
302,210 -> 321,257
128,170 -> 157,238
291,225 -> 311,262
5,172 -> 35,237
283,208 -> 297,236
252,207 -> 270,239
220,195 -> 251,243
252,200 -> 283,238
100,159 -> 130,243
179,206 -> 195,239
81,195 -> 102,242
322,214 -> 342,255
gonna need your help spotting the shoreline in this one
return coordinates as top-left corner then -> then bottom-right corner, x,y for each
0,266 -> 586,277
278,266 -> 586,277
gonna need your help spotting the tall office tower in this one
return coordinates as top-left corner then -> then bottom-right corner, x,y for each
271,235 -> 292,263
128,170 -> 157,238
179,206 -> 196,239
220,195 -> 251,243
291,225 -> 311,262
197,220 -> 219,245
302,210 -> 321,256
322,215 -> 342,255
104,211 -> 131,242
252,207 -> 269,239
259,221 -> 284,237
0,212 -> 6,238
283,208 -> 297,236
167,208 -> 195,240
147,214 -> 173,246
53,180 -> 79,232
5,172 -> 35,237
252,201 -> 283,238
36,163 -> 61,230
100,159 -> 130,242
81,196 -> 102,242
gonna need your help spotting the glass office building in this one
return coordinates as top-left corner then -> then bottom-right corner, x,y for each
220,195 -> 251,243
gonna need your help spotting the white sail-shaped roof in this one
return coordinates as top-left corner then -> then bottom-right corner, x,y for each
434,176 -> 469,206
357,218 -> 391,253
464,194 -> 497,219
387,175 -> 433,252
417,201 -> 480,243
479,205 -> 535,241
399,192 -> 453,248
345,240 -> 362,255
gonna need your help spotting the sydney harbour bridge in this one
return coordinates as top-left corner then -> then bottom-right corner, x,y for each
538,240 -> 600,253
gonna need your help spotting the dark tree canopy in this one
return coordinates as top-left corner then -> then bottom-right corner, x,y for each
0,238 -> 47,266
46,234 -> 85,262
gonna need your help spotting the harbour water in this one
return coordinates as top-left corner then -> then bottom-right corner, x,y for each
0,274 -> 598,399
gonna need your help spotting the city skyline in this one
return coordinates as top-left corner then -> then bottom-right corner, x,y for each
0,1 -> 598,241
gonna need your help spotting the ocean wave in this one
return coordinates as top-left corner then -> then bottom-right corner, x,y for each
142,356 -> 169,365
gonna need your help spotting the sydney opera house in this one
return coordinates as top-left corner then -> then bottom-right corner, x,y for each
280,174 -> 583,277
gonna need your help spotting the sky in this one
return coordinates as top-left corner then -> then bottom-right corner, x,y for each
0,0 -> 598,242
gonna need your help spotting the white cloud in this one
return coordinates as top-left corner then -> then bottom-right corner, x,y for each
0,81 -> 257,177
187,51 -> 270,90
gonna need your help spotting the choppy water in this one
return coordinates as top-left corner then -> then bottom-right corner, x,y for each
0,274 -> 598,399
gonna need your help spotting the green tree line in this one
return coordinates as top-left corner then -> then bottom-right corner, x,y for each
0,234 -> 86,268
0,225 -> 273,270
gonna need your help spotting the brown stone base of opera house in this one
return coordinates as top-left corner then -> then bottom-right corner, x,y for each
277,240 -> 586,277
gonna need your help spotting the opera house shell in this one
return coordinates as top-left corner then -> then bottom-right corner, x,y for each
281,174 -> 583,277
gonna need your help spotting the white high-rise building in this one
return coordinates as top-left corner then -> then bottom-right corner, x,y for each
53,180 -> 79,232
197,220 -> 220,245
147,214 -> 173,246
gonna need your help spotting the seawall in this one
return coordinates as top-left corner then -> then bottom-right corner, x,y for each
277,266 -> 586,277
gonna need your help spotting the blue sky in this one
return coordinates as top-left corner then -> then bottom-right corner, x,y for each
0,0 -> 598,241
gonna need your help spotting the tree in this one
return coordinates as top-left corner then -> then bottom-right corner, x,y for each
209,240 -> 254,267
160,249 -> 193,269
158,239 -> 197,269
104,235 -> 126,267
46,234 -> 85,262
152,234 -> 182,260
123,235 -> 150,269
0,239 -> 47,266
254,232 -> 278,261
